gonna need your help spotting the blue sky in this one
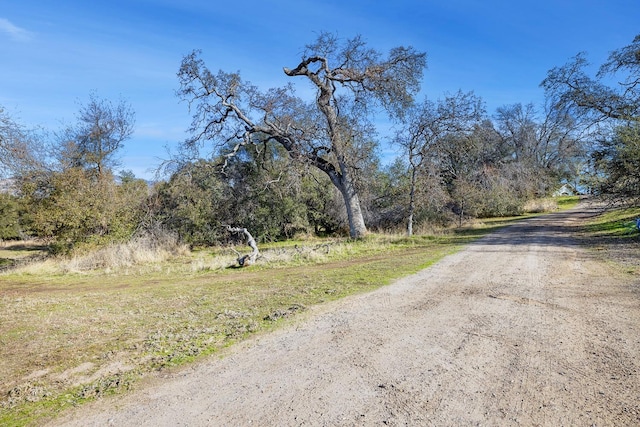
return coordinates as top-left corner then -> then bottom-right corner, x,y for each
1,0 -> 638,179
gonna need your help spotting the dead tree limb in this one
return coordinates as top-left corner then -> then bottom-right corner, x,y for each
225,226 -> 260,267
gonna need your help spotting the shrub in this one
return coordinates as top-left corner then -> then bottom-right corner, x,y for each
0,193 -> 21,240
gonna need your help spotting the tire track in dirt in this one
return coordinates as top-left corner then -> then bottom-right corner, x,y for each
52,204 -> 640,426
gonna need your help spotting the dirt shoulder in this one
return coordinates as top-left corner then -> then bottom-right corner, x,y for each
52,203 -> 640,426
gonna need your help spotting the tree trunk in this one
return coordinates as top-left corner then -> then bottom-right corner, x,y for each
407,165 -> 417,236
328,161 -> 367,239
341,185 -> 367,239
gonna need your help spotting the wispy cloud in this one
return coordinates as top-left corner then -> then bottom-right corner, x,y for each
0,18 -> 33,41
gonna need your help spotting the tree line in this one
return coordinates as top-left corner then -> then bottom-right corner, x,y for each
1,33 -> 638,250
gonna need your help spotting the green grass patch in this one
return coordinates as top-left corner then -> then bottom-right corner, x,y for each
555,195 -> 581,210
583,206 -> 640,237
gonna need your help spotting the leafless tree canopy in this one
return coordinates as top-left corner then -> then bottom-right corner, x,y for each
58,93 -> 135,177
395,91 -> 485,234
0,107 -> 51,180
541,34 -> 640,122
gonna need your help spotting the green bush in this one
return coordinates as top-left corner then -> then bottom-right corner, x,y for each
0,193 -> 22,240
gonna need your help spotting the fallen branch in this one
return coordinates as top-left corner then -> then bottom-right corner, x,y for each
225,226 -> 260,267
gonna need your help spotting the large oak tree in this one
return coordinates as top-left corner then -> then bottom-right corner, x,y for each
177,33 -> 426,238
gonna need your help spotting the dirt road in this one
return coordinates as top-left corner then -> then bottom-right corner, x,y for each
53,205 -> 640,426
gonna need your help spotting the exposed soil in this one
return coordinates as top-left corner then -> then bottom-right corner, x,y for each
51,203 -> 640,426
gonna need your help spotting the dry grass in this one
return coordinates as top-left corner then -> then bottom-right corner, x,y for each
523,198 -> 559,213
62,232 -> 190,273
3,231 -> 190,277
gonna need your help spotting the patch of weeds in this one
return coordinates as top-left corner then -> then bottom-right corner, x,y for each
0,372 -> 137,427
263,304 -> 306,321
142,320 -> 256,370
76,373 -> 134,400
3,382 -> 52,408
